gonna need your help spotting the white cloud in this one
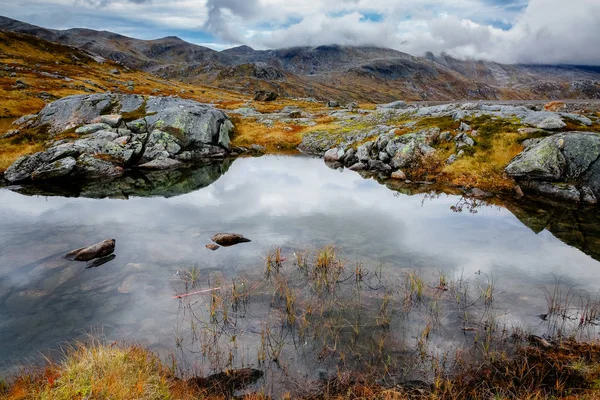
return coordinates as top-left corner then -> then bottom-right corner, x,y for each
1,0 -> 599,64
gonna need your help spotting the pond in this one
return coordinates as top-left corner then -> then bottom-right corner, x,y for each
1,155 -> 600,394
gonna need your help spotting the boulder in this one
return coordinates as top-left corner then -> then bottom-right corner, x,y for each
29,94 -> 145,135
65,239 -> 116,261
30,157 -> 76,180
506,132 -> 600,202
211,233 -> 251,247
4,94 -> 235,183
505,137 -> 566,180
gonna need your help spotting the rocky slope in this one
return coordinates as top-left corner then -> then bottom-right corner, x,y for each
1,16 -> 599,102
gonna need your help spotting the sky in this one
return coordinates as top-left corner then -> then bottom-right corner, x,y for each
1,0 -> 600,65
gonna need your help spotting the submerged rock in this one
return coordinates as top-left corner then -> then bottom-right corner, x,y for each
65,239 -> 116,261
210,233 -> 251,247
205,244 -> 220,251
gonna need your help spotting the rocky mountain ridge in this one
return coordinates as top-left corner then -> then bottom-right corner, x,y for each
1,16 -> 600,102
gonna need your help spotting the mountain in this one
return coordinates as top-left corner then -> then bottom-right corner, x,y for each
1,15 -> 599,102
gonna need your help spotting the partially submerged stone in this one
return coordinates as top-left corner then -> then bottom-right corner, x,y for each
205,244 -> 220,251
65,239 -> 116,261
210,233 -> 251,247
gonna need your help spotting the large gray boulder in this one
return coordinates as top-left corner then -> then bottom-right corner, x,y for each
133,97 -> 233,149
4,94 -> 235,183
506,132 -> 600,203
34,94 -> 145,135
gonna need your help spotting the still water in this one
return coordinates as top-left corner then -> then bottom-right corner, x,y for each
1,155 -> 599,382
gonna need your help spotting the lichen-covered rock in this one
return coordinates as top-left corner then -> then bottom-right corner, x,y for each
506,132 -> 600,203
135,96 -> 233,149
5,94 -> 235,184
505,137 -> 566,180
31,157 -> 76,180
141,130 -> 181,162
31,94 -> 144,135
75,154 -> 124,178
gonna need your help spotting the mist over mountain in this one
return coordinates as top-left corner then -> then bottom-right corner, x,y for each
2,15 -> 599,102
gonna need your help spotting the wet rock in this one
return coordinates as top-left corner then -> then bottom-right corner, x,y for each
75,154 -> 123,178
211,233 -> 251,247
521,181 -> 582,202
391,170 -> 406,180
86,254 -> 116,268
138,157 -> 182,170
356,141 -> 374,163
249,144 -> 266,154
4,152 -> 49,182
65,239 -> 116,261
324,148 -> 345,163
368,159 -> 392,173
466,187 -> 492,198
31,156 -> 76,180
206,244 -> 220,251
348,162 -> 366,171
582,186 -> 598,204
253,90 -> 277,102
343,148 -> 357,167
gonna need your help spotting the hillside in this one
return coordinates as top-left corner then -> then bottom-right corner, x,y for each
1,16 -> 599,102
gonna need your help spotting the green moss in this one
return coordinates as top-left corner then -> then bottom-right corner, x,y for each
121,97 -> 156,122
161,126 -> 186,143
414,116 -> 459,131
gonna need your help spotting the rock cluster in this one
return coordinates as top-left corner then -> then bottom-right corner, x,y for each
4,94 -> 234,183
321,128 -> 448,178
506,132 -> 600,204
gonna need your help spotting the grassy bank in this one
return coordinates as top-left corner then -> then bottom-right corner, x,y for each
4,336 -> 600,399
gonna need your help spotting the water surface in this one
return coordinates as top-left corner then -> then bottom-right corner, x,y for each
1,155 -> 600,383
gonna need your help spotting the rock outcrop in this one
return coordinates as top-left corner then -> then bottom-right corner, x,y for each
4,94 -> 234,183
506,132 -> 600,204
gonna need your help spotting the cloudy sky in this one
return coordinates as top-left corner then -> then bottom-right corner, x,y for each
1,0 -> 599,65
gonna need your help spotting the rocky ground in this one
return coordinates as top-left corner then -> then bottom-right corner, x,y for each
2,93 -> 600,206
